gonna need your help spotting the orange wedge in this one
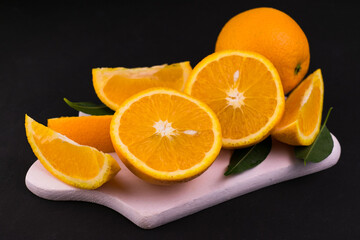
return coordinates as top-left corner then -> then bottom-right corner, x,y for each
93,62 -> 192,110
48,115 -> 114,152
272,69 -> 324,145
185,50 -> 285,148
110,88 -> 222,184
25,115 -> 120,189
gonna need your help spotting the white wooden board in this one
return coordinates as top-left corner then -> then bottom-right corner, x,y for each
25,134 -> 341,229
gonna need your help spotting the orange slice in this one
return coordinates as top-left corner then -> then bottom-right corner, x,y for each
48,115 -> 114,152
185,50 -> 285,148
25,115 -> 120,189
93,61 -> 192,110
272,69 -> 324,145
110,88 -> 222,184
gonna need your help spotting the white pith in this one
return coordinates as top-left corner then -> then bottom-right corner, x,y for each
153,120 -> 177,138
226,88 -> 245,108
301,84 -> 313,106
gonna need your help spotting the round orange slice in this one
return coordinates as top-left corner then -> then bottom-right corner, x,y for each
185,50 -> 285,148
25,115 -> 120,189
272,69 -> 324,145
93,61 -> 192,110
110,88 -> 222,184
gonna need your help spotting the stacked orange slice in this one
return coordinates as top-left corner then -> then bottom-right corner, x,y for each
185,50 -> 285,148
110,88 -> 222,184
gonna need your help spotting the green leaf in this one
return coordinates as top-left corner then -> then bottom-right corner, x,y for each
224,136 -> 272,176
295,107 -> 334,164
63,98 -> 115,115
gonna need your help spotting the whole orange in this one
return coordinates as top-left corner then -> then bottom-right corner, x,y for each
215,7 -> 310,94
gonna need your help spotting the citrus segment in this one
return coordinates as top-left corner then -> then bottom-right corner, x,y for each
110,88 -> 222,184
272,69 -> 324,145
25,115 -> 120,189
48,115 -> 114,152
93,62 -> 192,110
185,50 -> 284,148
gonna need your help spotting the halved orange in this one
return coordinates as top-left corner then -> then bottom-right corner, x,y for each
25,115 -> 120,189
48,115 -> 114,153
185,50 -> 285,148
110,88 -> 222,184
93,61 -> 192,110
272,69 -> 324,145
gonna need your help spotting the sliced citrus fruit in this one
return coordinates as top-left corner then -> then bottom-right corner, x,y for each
110,88 -> 222,184
93,61 -> 192,110
25,115 -> 120,189
48,115 -> 114,152
272,69 -> 324,145
185,50 -> 285,148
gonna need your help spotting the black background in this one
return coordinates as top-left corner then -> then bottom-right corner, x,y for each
1,1 -> 359,239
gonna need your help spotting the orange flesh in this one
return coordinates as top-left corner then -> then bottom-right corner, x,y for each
299,86 -> 321,136
190,55 -> 278,140
278,79 -> 312,127
31,121 -> 104,179
118,94 -> 215,172
276,75 -> 322,136
103,66 -> 184,106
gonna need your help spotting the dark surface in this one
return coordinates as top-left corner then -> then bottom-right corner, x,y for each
1,1 -> 359,239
